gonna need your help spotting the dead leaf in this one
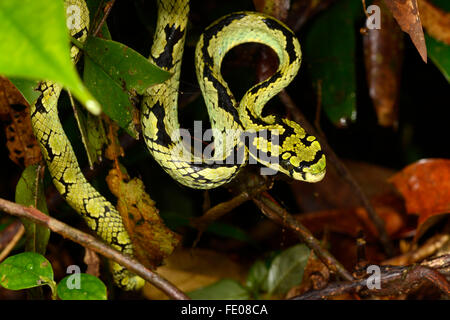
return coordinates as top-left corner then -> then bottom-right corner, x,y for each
286,254 -> 330,298
295,196 -> 407,241
253,0 -> 290,21
418,0 -> 450,45
106,168 -> 180,269
0,77 -> 41,167
363,0 -> 404,127
142,248 -> 247,299
291,159 -> 398,212
389,158 -> 450,239
384,0 -> 427,62
83,248 -> 100,277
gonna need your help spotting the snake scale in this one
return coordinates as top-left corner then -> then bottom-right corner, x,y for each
30,0 -> 326,290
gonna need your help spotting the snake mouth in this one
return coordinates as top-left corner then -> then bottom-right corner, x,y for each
291,153 -> 326,183
294,169 -> 326,183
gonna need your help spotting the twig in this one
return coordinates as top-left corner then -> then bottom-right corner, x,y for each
291,254 -> 450,299
0,198 -> 189,300
92,0 -> 116,38
278,90 -> 395,257
0,224 -> 25,262
253,192 -> 354,281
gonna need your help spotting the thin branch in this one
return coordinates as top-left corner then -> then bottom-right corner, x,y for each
253,192 -> 354,281
92,0 -> 116,38
0,198 -> 189,300
278,90 -> 395,257
0,224 -> 25,262
291,254 -> 450,300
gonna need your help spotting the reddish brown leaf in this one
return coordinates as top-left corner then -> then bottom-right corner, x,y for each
384,0 -> 427,62
390,159 -> 450,238
364,0 -> 404,127
291,160 -> 398,212
418,0 -> 450,45
0,77 -> 41,167
296,198 -> 407,241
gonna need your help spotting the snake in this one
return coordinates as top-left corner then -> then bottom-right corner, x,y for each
30,0 -> 326,290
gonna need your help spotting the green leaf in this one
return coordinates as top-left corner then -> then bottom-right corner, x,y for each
245,260 -> 269,296
0,252 -> 54,290
188,279 -> 251,300
266,244 -> 310,295
57,273 -> 107,300
83,36 -> 171,138
426,34 -> 450,84
303,0 -> 362,126
0,0 -> 100,114
8,78 -> 41,106
15,165 -> 50,255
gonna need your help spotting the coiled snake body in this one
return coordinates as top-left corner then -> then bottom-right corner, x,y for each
30,0 -> 326,289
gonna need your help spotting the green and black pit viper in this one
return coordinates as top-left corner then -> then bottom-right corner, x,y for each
30,0 -> 326,290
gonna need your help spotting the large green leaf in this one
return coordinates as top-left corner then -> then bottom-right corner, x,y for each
266,244 -> 310,295
83,36 -> 171,138
0,252 -> 54,290
303,0 -> 362,126
188,279 -> 250,300
0,0 -> 100,114
15,165 -> 50,255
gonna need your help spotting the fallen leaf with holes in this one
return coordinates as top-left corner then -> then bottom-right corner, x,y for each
0,77 -> 41,167
106,168 -> 180,269
418,0 -> 450,45
142,248 -> 247,299
364,0 -> 404,127
390,159 -> 450,239
384,0 -> 427,62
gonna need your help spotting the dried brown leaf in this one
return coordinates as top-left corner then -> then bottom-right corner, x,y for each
83,248 -> 100,277
142,248 -> 247,299
364,0 -> 404,127
106,168 -> 180,269
418,0 -> 450,45
253,0 -> 290,21
296,198 -> 407,241
0,77 -> 41,167
384,0 -> 427,62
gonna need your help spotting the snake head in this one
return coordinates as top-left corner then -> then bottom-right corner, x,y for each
275,120 -> 326,183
